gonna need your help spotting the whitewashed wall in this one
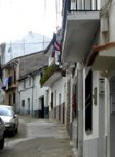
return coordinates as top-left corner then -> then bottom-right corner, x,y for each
18,77 -> 33,114
51,77 -> 66,107
33,75 -> 48,111
18,74 -> 48,115
109,0 -> 115,41
83,70 -> 99,140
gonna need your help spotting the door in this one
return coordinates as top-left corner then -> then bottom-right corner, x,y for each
110,78 -> 115,157
28,98 -> 30,115
110,94 -> 115,157
41,96 -> 44,118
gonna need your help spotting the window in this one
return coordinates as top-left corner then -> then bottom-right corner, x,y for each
22,100 -> 25,107
85,70 -> 93,134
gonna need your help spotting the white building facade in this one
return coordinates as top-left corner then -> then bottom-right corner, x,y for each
18,72 -> 49,118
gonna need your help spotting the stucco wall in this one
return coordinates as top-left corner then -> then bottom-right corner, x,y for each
109,0 -> 115,41
83,70 -> 99,140
83,70 -> 107,157
48,77 -> 66,123
51,77 -> 66,107
19,87 -> 33,114
18,74 -> 48,116
33,75 -> 48,111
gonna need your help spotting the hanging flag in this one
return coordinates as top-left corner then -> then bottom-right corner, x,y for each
54,41 -> 61,51
52,38 -> 61,54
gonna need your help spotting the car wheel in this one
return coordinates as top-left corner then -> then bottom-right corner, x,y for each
0,136 -> 4,150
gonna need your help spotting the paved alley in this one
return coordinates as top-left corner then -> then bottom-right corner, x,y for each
0,116 -> 74,157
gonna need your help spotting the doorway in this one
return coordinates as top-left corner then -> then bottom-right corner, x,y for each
28,98 -> 30,115
40,96 -> 44,118
110,77 -> 115,157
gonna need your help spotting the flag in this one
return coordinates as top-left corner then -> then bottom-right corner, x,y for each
54,41 -> 61,51
51,33 -> 62,60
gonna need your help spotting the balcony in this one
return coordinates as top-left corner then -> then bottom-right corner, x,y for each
86,42 -> 115,71
2,76 -> 17,92
62,0 -> 100,63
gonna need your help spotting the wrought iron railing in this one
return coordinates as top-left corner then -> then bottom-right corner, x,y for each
62,0 -> 100,44
67,0 -> 100,11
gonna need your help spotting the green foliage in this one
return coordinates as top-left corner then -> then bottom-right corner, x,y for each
40,64 -> 59,86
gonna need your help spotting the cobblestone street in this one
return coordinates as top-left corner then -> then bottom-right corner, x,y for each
0,116 -> 74,157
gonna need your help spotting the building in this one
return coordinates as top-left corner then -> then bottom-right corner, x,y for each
40,30 -> 67,123
1,58 -> 18,111
17,52 -> 49,118
1,51 -> 49,118
61,0 -> 115,157
61,0 -> 105,157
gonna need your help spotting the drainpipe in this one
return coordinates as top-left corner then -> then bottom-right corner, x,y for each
77,63 -> 83,157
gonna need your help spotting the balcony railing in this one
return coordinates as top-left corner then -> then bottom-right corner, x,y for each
62,0 -> 100,47
67,0 -> 100,12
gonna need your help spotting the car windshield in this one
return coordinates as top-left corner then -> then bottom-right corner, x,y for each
0,108 -> 13,117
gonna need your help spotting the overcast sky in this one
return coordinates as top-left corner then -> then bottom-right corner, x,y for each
0,0 -> 61,43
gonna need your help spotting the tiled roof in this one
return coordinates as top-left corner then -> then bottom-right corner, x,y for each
19,52 -> 48,78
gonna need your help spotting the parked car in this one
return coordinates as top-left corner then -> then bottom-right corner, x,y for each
0,105 -> 18,135
0,117 -> 5,149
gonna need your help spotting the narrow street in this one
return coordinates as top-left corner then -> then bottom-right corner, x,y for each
0,116 -> 74,157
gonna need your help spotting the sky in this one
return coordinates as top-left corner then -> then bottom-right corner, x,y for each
0,0 -> 62,43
